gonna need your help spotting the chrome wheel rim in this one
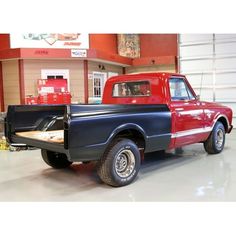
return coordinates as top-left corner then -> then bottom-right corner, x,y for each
115,149 -> 135,178
216,128 -> 224,148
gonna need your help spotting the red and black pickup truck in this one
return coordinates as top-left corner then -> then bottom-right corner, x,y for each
4,72 -> 233,187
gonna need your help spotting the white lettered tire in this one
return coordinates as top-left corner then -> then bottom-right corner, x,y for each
97,138 -> 141,187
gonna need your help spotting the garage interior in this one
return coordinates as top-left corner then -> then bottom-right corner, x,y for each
0,33 -> 236,201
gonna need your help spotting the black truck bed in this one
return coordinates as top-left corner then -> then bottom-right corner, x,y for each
5,104 -> 171,162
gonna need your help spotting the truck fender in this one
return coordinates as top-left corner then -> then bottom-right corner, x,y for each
211,113 -> 230,132
105,123 -> 147,147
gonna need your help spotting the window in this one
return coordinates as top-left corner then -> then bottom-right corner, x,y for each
169,78 -> 195,101
113,81 -> 151,97
92,72 -> 107,98
93,77 -> 102,97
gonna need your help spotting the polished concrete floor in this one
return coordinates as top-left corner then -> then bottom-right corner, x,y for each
0,130 -> 236,201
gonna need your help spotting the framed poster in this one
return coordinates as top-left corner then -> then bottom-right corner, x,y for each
117,34 -> 140,58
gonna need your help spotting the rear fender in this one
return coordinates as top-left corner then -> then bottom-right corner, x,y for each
106,123 -> 147,146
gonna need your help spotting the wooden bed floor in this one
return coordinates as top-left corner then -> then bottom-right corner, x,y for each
16,130 -> 64,143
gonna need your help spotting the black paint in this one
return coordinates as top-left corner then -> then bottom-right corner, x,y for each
5,104 -> 171,162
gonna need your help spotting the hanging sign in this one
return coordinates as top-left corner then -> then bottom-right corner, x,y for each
10,33 -> 89,49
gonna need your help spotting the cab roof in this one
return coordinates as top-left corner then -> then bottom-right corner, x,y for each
107,72 -> 185,83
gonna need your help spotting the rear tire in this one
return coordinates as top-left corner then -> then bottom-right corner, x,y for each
41,149 -> 72,169
97,138 -> 141,187
204,121 -> 225,154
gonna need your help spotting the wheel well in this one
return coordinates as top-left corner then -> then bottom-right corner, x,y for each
217,117 -> 228,132
113,129 -> 145,150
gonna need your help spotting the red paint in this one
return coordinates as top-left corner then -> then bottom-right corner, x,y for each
84,60 -> 88,104
0,48 -> 21,59
37,79 -> 69,94
132,56 -> 176,66
88,49 -> 132,66
90,34 -> 118,54
0,34 -> 10,50
20,48 -> 71,59
0,34 -> 178,68
103,73 -> 168,105
0,61 -> 4,111
38,93 -> 71,104
0,48 -> 132,66
102,72 -> 233,150
140,34 -> 177,57
25,96 -> 39,105
18,59 -> 25,105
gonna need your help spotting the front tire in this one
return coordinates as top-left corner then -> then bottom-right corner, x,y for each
204,121 -> 225,154
97,138 -> 141,187
41,149 -> 72,169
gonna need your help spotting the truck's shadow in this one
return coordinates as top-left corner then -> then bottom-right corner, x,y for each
0,146 -> 209,201
140,148 -> 201,175
41,147 -> 204,189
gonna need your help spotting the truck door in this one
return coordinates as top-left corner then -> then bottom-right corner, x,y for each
168,77 -> 205,147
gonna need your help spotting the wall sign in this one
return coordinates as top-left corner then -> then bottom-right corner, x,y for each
10,33 -> 89,49
71,49 -> 87,58
118,34 -> 140,58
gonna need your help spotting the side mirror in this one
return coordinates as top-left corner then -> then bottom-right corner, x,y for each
196,95 -> 200,100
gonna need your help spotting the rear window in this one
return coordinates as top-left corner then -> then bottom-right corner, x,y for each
112,81 -> 151,97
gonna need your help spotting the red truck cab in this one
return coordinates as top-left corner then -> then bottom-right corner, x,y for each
103,72 -> 233,151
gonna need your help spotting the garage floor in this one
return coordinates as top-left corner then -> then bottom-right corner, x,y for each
0,130 -> 236,202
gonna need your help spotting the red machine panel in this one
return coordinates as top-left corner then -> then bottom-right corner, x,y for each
26,78 -> 71,105
37,78 -> 68,94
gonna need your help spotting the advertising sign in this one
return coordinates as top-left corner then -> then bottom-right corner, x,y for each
117,34 -> 140,58
10,33 -> 89,49
71,49 -> 87,57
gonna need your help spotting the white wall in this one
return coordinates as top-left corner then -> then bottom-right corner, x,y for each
179,34 -> 236,127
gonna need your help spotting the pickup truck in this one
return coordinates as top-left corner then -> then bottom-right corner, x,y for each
4,72 -> 233,187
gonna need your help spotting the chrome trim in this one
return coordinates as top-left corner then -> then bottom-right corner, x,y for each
115,149 -> 135,178
216,128 -> 224,148
212,114 -> 230,131
178,109 -> 204,116
171,114 -> 231,138
171,127 -> 212,138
